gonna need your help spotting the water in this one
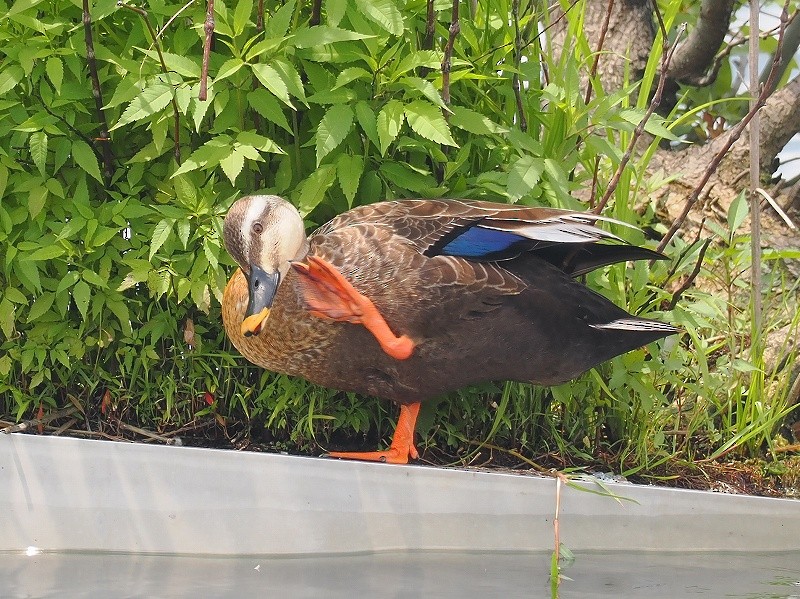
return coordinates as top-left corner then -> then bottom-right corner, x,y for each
1,550 -> 799,598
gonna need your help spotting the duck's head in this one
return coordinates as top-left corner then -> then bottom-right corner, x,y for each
223,195 -> 308,338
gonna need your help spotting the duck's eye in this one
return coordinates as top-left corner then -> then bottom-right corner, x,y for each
253,222 -> 263,233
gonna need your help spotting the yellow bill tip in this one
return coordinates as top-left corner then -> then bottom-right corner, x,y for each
241,308 -> 271,337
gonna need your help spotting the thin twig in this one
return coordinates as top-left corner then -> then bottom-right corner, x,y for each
1,407 -> 79,434
667,238 -> 711,310
83,0 -> 115,186
199,0 -> 215,102
511,0 -> 527,132
593,20 -> 683,214
656,2 -> 791,252
583,0 -> 614,106
309,0 -> 322,26
749,0 -> 764,352
423,0 -> 436,50
441,0 -> 460,112
118,2 -> 182,163
756,187 -> 797,229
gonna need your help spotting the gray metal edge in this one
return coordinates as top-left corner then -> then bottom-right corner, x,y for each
1,433 -> 798,555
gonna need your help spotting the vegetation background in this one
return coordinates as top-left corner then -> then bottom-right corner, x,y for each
0,0 -> 798,492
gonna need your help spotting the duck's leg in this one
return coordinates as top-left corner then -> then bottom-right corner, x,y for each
291,256 -> 415,360
328,402 -> 421,464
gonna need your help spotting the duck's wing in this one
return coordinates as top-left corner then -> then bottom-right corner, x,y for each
313,199 -> 663,273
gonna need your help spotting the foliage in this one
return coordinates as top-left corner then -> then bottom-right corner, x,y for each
0,0 -> 796,475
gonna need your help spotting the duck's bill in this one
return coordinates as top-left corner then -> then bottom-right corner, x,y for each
241,307 -> 271,337
241,264 -> 280,337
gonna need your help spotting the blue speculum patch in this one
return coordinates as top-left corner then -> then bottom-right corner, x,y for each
440,226 -> 528,258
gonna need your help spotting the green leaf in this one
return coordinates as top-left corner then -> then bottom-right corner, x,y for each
291,25 -> 374,48
508,155 -> 544,200
450,106 -> 508,135
28,292 -> 54,322
355,101 -> 379,150
326,0 -> 346,25
728,190 -> 748,233
399,76 -> 448,111
251,64 -> 293,108
149,218 -> 174,261
138,49 -> 201,78
106,299 -> 132,335
28,186 -> 48,219
220,148 -> 245,183
45,57 -> 63,93
28,245 -> 65,261
272,59 -> 307,105
82,269 -> 108,287
72,140 -> 103,183
248,88 -> 292,132
72,280 -> 91,321
354,0 -> 403,35
296,164 -> 337,216
0,299 -> 14,339
233,0 -> 253,35
4,288 -> 27,304
336,154 -> 364,206
29,132 -> 48,176
112,83 -> 174,129
316,104 -> 354,166
216,58 -> 246,82
264,0 -> 295,38
380,161 -> 435,192
393,51 -> 443,79
56,271 -> 80,295
404,100 -> 456,146
377,100 -> 405,155
0,66 -> 24,95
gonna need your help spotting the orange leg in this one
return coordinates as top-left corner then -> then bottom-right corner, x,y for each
291,256 -> 415,360
328,402 -> 421,464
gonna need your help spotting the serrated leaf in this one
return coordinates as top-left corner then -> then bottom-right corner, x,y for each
149,218 -> 174,261
619,109 -> 678,141
334,67 -> 369,89
111,83 -> 174,129
72,139 -> 103,183
28,186 -> 48,218
400,76 -> 448,110
377,100 -> 404,155
337,154 -> 363,206
392,51 -> 443,78
354,0 -> 403,35
106,299 -> 132,335
355,101 -> 379,150
272,59 -> 307,105
236,130 -> 284,153
29,132 -> 48,176
27,292 -> 54,322
45,57 -> 63,93
56,271 -> 80,295
404,100 -> 456,146
248,88 -> 292,132
215,58 -> 246,82
4,288 -> 27,304
220,148 -> 245,183
251,63 -> 293,108
72,280 -> 91,321
0,66 -> 24,96
326,0 -> 346,25
191,280 -> 211,313
316,104 -> 354,166
0,299 -> 14,339
82,269 -> 107,287
296,164 -> 337,216
450,106 -> 507,135
380,161 -> 435,192
138,49 -> 201,78
264,0 -> 295,38
728,190 -> 748,233
172,138 -> 233,177
291,25 -> 374,48
233,0 -> 253,35
508,155 -> 544,200
28,245 -> 65,261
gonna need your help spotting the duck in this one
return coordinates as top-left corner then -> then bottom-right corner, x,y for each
221,195 -> 678,464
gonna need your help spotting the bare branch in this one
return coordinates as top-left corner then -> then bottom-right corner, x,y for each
199,0 -> 215,103
84,0 -> 114,186
666,0 -> 735,85
423,0 -> 435,50
657,2 -> 791,253
310,0 -> 322,27
441,0 -> 460,110
667,238 -> 711,311
593,19 -> 683,214
583,0 -> 614,106
760,10 -> 800,93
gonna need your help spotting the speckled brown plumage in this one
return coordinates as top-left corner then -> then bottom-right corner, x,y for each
222,197 -> 677,406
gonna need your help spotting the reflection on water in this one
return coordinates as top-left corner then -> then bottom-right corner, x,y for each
1,550 -> 799,599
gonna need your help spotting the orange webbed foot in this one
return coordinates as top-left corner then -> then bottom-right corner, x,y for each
292,256 -> 415,360
327,403 -> 421,464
